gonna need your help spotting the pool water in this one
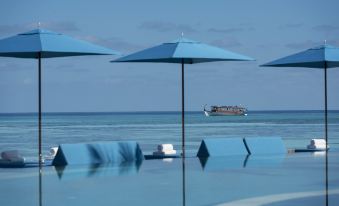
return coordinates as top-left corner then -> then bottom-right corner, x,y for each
1,111 -> 339,159
0,151 -> 338,206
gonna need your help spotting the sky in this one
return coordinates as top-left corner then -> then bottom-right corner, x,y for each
0,0 -> 339,112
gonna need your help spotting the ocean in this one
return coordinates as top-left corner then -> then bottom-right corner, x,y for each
0,110 -> 338,159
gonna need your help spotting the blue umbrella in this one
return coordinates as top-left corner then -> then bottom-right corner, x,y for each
112,37 -> 254,158
262,44 -> 339,206
261,44 -> 339,148
0,28 -> 119,164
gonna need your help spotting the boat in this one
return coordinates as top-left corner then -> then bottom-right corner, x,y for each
204,105 -> 247,116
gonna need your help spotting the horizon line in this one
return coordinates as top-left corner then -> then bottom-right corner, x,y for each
0,109 -> 339,115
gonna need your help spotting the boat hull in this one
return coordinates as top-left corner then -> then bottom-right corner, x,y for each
204,111 -> 247,116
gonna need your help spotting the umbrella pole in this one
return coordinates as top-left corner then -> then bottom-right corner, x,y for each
181,58 -> 186,206
38,52 -> 43,206
181,59 -> 185,158
324,62 -> 328,149
324,63 -> 328,206
38,52 -> 42,165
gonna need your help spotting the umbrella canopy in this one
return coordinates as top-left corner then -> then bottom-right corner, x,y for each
262,45 -> 339,68
0,29 -> 117,58
0,28 -> 119,164
112,37 -> 254,158
114,37 -> 253,63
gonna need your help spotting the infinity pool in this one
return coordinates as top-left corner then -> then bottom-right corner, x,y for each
0,151 -> 338,206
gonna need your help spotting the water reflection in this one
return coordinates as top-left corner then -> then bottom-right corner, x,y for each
198,154 -> 286,171
28,153 -> 336,206
198,155 -> 248,171
244,154 -> 285,168
39,165 -> 42,206
53,160 -> 143,180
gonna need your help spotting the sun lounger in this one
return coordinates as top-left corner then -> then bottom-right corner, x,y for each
294,138 -> 329,152
243,137 -> 286,155
0,159 -> 25,168
197,138 -> 249,157
0,150 -> 25,168
52,141 -> 144,166
145,144 -> 180,160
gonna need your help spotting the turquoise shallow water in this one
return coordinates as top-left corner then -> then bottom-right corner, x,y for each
0,110 -> 338,159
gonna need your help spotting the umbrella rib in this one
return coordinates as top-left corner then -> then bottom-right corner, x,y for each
171,42 -> 181,61
38,34 -> 43,56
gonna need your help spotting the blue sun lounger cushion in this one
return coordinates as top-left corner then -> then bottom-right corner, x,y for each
52,141 -> 144,166
244,137 -> 286,155
197,138 -> 249,157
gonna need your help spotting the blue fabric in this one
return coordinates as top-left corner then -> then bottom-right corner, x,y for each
196,138 -> 249,157
0,29 -> 119,58
244,137 -> 286,155
113,37 -> 254,64
262,44 -> 339,68
52,141 -> 144,166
